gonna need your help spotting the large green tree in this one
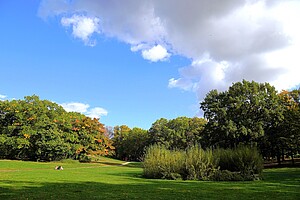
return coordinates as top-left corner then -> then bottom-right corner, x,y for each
200,80 -> 284,149
0,95 -> 113,161
149,117 -> 207,150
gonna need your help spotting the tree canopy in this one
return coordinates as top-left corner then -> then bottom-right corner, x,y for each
0,95 -> 113,161
149,117 -> 207,150
200,80 -> 284,148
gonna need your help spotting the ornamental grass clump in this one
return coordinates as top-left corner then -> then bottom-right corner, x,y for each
182,146 -> 218,180
143,144 -> 263,181
213,146 -> 263,180
143,144 -> 184,180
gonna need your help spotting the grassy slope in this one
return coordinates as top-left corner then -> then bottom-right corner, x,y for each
0,159 -> 299,200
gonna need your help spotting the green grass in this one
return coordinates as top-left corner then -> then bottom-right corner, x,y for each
0,159 -> 299,200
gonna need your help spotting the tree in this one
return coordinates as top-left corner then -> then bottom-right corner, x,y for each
0,95 -> 68,160
276,89 -> 300,164
112,125 -> 150,161
149,117 -> 207,150
112,125 -> 131,160
0,95 -> 113,161
200,80 -> 284,149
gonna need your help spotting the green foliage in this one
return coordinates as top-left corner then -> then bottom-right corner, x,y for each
0,95 -> 114,161
78,154 -> 92,163
149,117 -> 207,150
213,146 -> 263,180
143,144 -> 184,180
112,117 -> 206,162
143,145 -> 263,181
200,80 -> 284,148
182,146 -> 217,180
112,126 -> 149,161
209,170 -> 244,181
268,89 -> 300,163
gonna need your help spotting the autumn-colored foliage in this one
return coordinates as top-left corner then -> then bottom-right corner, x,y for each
0,95 -> 114,161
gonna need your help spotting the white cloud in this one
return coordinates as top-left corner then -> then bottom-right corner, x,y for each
168,78 -> 194,91
130,43 -> 146,52
142,45 -> 170,62
60,102 -> 108,119
169,59 -> 229,99
60,102 -> 89,113
0,94 -> 7,100
40,0 -> 300,101
61,15 -> 100,46
86,107 -> 108,119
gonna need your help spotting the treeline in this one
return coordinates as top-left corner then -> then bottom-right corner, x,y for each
112,80 -> 300,164
0,80 -> 299,164
0,95 -> 114,161
111,117 -> 207,161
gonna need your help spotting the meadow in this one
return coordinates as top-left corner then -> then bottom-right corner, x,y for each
0,158 -> 299,200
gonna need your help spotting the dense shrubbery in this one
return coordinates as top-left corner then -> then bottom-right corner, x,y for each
143,145 -> 184,180
214,146 -> 263,179
182,146 -> 217,180
143,145 -> 263,181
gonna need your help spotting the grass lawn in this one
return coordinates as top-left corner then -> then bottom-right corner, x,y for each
0,159 -> 299,200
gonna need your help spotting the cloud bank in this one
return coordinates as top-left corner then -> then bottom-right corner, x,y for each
60,102 -> 108,119
39,0 -> 300,100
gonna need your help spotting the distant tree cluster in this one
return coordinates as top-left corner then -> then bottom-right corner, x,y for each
111,117 -> 207,161
148,117 -> 207,150
0,95 -> 114,161
112,80 -> 300,164
112,125 -> 149,161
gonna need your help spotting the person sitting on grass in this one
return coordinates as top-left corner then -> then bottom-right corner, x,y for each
55,166 -> 63,170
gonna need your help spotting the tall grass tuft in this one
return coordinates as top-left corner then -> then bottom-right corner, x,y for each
214,146 -> 263,180
182,146 -> 218,180
143,144 -> 184,179
143,144 -> 263,181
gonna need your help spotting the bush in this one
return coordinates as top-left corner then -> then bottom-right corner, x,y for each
182,146 -> 218,180
78,154 -> 92,163
143,144 -> 184,180
214,146 -> 263,180
143,145 -> 218,180
143,144 -> 263,181
209,170 -> 244,181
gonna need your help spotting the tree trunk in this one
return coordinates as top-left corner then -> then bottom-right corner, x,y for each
277,153 -> 281,165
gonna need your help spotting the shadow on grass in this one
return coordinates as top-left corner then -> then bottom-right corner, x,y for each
0,180 -> 208,200
263,168 -> 300,183
0,169 -> 299,200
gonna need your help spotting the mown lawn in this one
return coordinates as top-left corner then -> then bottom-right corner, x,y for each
0,159 -> 299,200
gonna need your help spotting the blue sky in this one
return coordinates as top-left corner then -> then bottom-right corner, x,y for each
0,0 -> 195,129
1,0 -> 299,129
